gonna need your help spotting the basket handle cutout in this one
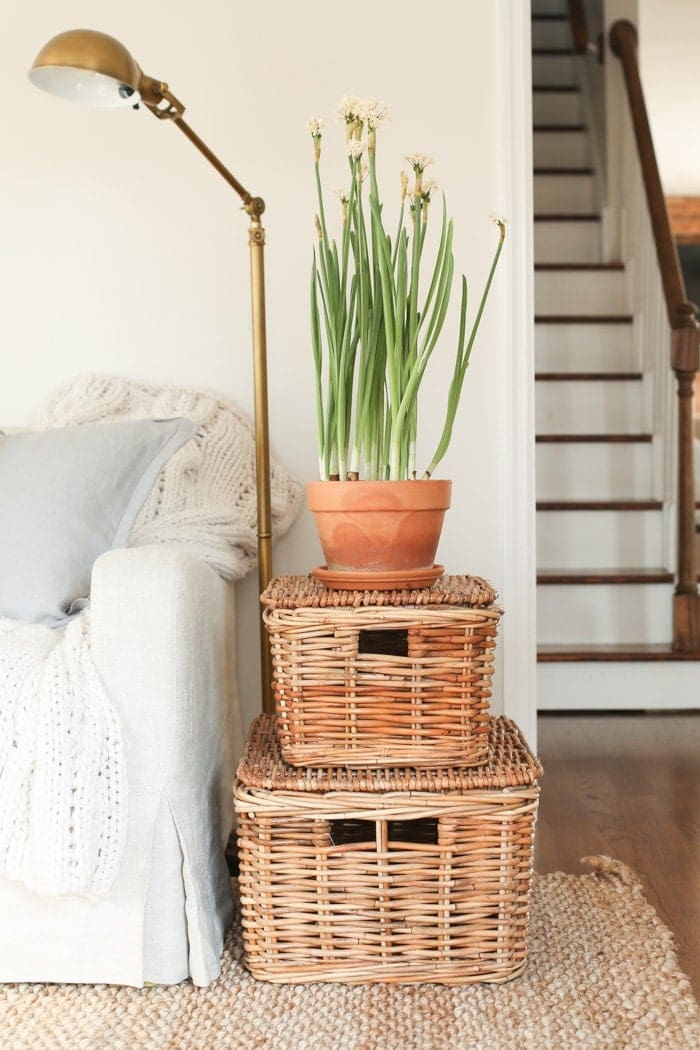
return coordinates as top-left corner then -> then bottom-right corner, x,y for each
330,817 -> 438,848
330,819 -> 375,846
387,818 -> 438,846
357,628 -> 409,658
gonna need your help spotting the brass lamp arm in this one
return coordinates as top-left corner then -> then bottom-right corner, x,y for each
140,76 -> 265,219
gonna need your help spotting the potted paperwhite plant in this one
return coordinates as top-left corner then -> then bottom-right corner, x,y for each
306,95 -> 505,589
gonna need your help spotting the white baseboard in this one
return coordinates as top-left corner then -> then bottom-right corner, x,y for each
538,660 -> 700,710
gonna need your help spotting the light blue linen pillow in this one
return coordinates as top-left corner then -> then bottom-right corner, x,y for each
0,418 -> 197,626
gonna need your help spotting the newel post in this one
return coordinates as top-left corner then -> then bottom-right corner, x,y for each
671,312 -> 700,651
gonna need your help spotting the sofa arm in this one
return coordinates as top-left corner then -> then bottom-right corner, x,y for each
89,545 -> 242,838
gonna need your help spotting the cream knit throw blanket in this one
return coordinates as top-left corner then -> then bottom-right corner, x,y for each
35,373 -> 304,580
0,375 -> 301,898
0,612 -> 125,898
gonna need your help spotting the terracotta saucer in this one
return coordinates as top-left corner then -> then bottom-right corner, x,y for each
312,565 -> 445,591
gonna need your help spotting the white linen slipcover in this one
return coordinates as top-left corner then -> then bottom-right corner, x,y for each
0,545 -> 242,987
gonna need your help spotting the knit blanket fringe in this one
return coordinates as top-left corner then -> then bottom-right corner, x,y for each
0,612 -> 125,898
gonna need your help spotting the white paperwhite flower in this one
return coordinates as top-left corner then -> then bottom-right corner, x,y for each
336,94 -> 362,124
405,152 -> 434,173
347,139 -> 365,160
400,170 -> 409,202
359,98 -> 390,129
421,177 -> 438,200
333,187 -> 350,204
307,117 -> 324,137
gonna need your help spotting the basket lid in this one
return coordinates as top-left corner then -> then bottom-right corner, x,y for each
237,716 -> 542,793
261,573 -> 498,610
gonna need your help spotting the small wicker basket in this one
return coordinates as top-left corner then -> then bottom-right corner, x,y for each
235,715 -> 541,984
261,574 -> 501,768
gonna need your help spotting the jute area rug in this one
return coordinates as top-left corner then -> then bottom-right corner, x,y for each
0,858 -> 697,1050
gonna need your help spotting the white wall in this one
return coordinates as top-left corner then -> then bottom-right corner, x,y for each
639,0 -> 700,195
0,1 -> 535,739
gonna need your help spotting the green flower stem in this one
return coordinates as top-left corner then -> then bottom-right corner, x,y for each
420,197 -> 449,327
392,201 -> 406,268
407,203 -> 422,373
314,161 -> 329,243
310,255 -> 326,477
369,195 -> 398,420
425,229 -> 505,478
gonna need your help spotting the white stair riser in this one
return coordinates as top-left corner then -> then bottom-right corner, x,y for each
535,323 -> 635,371
537,583 -> 673,645
538,662 -> 700,711
532,55 -> 577,86
536,379 -> 644,433
534,130 -> 589,168
534,173 -> 595,214
534,220 -> 601,263
536,442 -> 653,499
535,270 -> 627,314
537,509 -> 665,569
532,20 -> 571,50
533,91 -> 583,125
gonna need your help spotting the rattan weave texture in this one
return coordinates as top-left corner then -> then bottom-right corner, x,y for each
237,715 -> 542,792
262,576 -> 502,768
235,717 -> 540,984
261,573 -> 498,609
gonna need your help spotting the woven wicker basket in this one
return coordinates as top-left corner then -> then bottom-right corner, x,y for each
261,574 -> 501,768
235,715 -> 541,985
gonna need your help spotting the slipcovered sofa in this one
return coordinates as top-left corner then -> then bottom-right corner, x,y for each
0,544 -> 242,987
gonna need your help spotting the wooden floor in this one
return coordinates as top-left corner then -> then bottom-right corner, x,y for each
536,712 -> 700,997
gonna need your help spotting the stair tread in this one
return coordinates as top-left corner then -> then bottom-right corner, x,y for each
537,499 -> 663,510
538,568 -> 674,584
535,314 -> 633,323
534,166 -> 594,175
537,434 -> 650,443
538,644 -> 700,662
536,433 -> 652,443
535,372 -> 643,381
533,124 -> 587,132
535,213 -> 601,221
533,85 -> 581,92
535,262 -> 624,271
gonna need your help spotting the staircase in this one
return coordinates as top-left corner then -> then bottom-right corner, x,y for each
531,2 -> 700,709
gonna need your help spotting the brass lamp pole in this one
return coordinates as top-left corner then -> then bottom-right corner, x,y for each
29,29 -> 274,714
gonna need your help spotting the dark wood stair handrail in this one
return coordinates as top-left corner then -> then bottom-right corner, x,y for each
609,21 -> 695,331
609,18 -> 700,650
567,0 -> 590,55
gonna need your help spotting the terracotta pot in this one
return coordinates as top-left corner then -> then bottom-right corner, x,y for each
306,479 -> 452,574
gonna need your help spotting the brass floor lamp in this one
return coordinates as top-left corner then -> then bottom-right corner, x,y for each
29,29 -> 274,714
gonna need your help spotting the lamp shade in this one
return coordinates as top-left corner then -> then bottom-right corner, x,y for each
29,30 -> 142,108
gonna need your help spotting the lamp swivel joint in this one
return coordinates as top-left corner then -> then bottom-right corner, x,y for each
245,197 -> 266,220
140,76 -> 186,120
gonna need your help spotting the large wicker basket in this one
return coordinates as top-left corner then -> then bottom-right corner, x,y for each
235,715 -> 541,985
261,574 -> 501,768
